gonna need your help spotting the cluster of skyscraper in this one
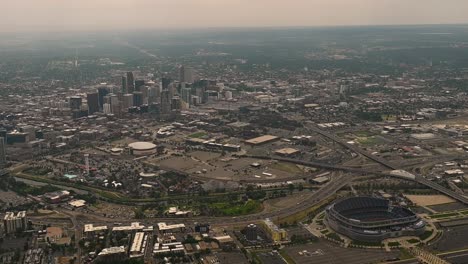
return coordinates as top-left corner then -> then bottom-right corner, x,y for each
70,66 -> 204,120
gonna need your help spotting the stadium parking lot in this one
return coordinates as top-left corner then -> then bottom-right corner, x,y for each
283,241 -> 399,264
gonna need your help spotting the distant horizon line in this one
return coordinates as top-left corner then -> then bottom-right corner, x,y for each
1,22 -> 468,35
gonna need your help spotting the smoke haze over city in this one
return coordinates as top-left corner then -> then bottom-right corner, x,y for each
2,0 -> 468,32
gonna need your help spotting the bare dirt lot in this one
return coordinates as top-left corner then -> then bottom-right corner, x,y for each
89,202 -> 136,219
405,195 -> 456,206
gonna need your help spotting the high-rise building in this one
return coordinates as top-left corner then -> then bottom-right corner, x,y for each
148,103 -> 161,119
122,94 -> 134,110
181,87 -> 192,106
179,65 -> 194,83
69,96 -> 82,110
133,92 -> 143,107
225,90 -> 233,100
191,95 -> 201,106
135,80 -> 145,92
97,86 -> 109,110
126,72 -> 135,93
4,211 -> 27,234
87,92 -> 99,114
148,86 -> 160,105
171,96 -> 182,110
69,96 -> 83,119
109,94 -> 120,115
140,86 -> 149,105
0,137 -> 6,168
6,132 -> 29,144
103,103 -> 112,114
84,154 -> 90,175
19,125 -> 36,141
245,224 -> 258,241
161,77 -> 171,90
160,90 -> 171,116
121,76 -> 127,93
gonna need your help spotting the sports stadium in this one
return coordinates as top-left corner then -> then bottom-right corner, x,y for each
325,196 -> 426,242
128,142 -> 157,156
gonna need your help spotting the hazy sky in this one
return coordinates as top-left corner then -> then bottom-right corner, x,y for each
2,0 -> 468,32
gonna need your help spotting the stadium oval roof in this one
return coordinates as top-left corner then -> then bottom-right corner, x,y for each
128,142 -> 157,151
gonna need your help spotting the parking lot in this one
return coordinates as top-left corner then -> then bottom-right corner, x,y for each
283,241 -> 399,264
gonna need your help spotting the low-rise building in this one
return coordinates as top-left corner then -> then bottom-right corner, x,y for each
157,222 -> 185,233
83,224 -> 108,237
112,222 -> 144,232
130,232 -> 147,258
261,218 -> 287,242
97,246 -> 127,262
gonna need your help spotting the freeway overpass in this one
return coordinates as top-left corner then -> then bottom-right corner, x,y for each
305,124 -> 468,205
305,125 -> 398,170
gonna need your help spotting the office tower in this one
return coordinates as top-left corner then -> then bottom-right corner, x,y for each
191,96 -> 201,106
122,94 -> 134,110
140,86 -> 149,105
149,103 -> 160,114
126,72 -> 135,93
6,132 -> 29,144
133,92 -> 143,107
181,87 -> 192,106
171,96 -> 182,110
109,94 -> 120,114
87,92 -> 99,114
225,90 -> 233,100
139,104 -> 148,113
134,80 -> 145,91
69,96 -> 83,119
160,90 -> 171,116
69,96 -> 82,110
121,76 -> 127,93
3,211 -> 27,234
103,103 -> 112,114
161,77 -> 171,90
148,86 -> 160,104
103,95 -> 111,105
245,224 -> 258,241
19,125 -> 36,141
179,65 -> 194,83
0,137 -> 5,168
97,86 -> 109,110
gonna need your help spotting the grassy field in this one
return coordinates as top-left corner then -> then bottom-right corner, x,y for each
388,241 -> 400,247
430,212 -> 460,219
419,230 -> 434,241
188,132 -> 207,138
354,131 -> 374,137
326,232 -> 344,242
270,162 -> 303,174
399,248 -> 414,260
356,136 -> 383,146
210,200 -> 262,216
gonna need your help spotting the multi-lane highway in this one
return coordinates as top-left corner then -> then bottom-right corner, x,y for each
305,124 -> 468,205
